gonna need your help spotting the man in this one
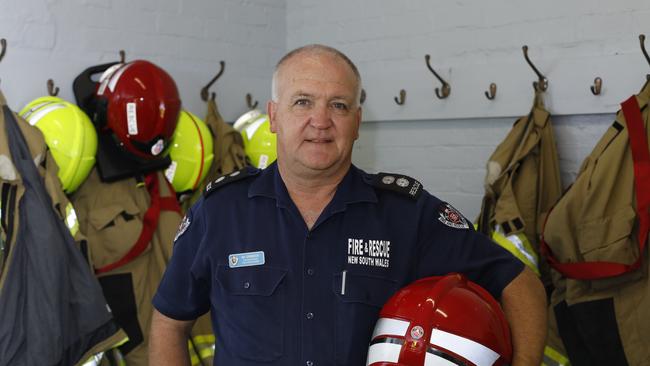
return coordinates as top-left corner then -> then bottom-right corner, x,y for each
149,44 -> 546,366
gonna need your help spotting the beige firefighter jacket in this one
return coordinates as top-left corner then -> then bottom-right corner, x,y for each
542,80 -> 650,365
478,91 -> 563,274
71,169 -> 182,365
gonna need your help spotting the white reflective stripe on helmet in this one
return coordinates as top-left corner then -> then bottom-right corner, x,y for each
20,101 -> 56,120
371,317 -> 410,339
233,109 -> 262,131
424,352 -> 462,366
107,62 -> 133,93
366,342 -> 402,365
430,329 -> 500,366
24,103 -> 67,126
244,116 -> 268,140
97,63 -> 124,96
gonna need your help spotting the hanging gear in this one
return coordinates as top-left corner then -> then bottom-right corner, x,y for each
233,109 -> 276,169
540,79 -> 650,366
165,110 -> 214,193
18,96 -> 97,193
178,96 -> 248,213
367,273 -> 512,366
93,60 -> 181,162
0,90 -> 125,366
71,168 -> 184,365
477,90 -> 562,288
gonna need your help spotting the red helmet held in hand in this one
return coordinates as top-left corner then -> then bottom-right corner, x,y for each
367,274 -> 512,366
95,60 -> 181,161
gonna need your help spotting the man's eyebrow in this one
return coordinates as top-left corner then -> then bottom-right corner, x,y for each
329,95 -> 353,101
290,92 -> 314,99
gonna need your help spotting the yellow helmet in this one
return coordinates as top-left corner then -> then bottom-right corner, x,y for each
233,110 -> 276,169
165,110 -> 214,192
19,96 -> 97,193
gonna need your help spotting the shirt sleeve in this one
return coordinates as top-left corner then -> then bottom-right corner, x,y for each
415,194 -> 524,300
153,200 -> 211,320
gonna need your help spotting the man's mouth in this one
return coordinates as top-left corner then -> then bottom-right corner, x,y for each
306,138 -> 333,143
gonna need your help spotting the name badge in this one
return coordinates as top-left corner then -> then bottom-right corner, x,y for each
228,251 -> 265,268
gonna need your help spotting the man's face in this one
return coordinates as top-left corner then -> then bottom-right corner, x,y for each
268,52 -> 361,177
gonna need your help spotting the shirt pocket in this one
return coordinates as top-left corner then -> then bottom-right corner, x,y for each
577,205 -> 638,264
332,272 -> 398,365
87,202 -> 143,269
216,264 -> 287,362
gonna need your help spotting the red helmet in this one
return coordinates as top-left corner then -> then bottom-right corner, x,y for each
367,274 -> 512,366
94,60 -> 181,161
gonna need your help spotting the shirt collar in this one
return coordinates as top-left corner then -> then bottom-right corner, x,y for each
248,162 -> 378,210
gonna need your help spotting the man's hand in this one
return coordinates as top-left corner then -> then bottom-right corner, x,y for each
501,266 -> 547,366
148,309 -> 196,366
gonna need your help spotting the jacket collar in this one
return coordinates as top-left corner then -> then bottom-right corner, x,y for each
248,162 -> 378,212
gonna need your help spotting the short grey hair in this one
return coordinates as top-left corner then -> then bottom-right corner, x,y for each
271,44 -> 362,104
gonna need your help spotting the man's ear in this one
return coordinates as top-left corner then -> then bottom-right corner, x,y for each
267,100 -> 278,133
354,106 -> 362,140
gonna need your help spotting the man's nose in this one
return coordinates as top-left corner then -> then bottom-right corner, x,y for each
309,104 -> 333,129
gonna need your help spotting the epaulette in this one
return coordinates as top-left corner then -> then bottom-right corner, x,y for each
363,172 -> 423,200
204,166 -> 260,198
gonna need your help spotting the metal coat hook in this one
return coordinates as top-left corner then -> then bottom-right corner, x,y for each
47,79 -> 59,96
590,77 -> 602,96
360,88 -> 366,105
394,89 -> 406,105
201,61 -> 225,102
485,83 -> 497,100
246,93 -> 258,109
522,45 -> 548,92
424,54 -> 451,99
640,34 -> 649,79
119,50 -> 126,63
0,38 -> 6,63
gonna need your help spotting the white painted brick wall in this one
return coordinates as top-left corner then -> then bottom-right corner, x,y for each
0,0 -> 285,121
352,113 -> 614,219
287,0 -> 646,218
0,0 -> 643,220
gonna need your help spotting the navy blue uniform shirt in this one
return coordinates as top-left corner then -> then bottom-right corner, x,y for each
153,162 -> 524,365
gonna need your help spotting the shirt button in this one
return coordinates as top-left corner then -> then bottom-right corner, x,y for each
306,312 -> 314,320
243,281 -> 250,289
306,361 -> 314,366
307,268 -> 314,276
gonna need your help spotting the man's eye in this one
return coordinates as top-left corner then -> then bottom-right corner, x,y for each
294,99 -> 310,106
332,102 -> 348,110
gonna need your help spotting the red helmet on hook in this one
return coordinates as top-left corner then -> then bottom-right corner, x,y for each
94,60 -> 181,161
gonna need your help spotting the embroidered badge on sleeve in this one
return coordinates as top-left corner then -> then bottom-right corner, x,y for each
437,202 -> 470,229
174,214 -> 191,242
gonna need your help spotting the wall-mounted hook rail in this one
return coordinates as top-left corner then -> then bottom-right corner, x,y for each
590,77 -> 602,95
201,61 -> 226,102
522,45 -> 548,92
47,79 -> 59,96
394,89 -> 406,105
424,54 -> 450,99
246,93 -> 258,109
485,83 -> 497,100
640,34 -> 649,80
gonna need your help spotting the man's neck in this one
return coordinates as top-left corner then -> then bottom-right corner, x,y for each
277,161 -> 350,229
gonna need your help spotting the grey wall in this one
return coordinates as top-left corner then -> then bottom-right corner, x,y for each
0,0 -> 286,122
1,0 -> 646,218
